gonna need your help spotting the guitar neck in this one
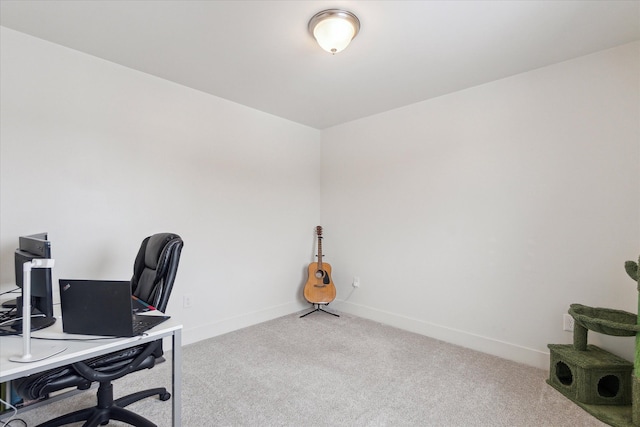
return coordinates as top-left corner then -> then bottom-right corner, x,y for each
317,235 -> 323,269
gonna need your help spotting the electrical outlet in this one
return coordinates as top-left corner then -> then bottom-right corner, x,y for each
183,294 -> 193,308
563,313 -> 574,332
352,276 -> 360,288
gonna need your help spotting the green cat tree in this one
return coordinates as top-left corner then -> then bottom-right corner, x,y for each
547,256 -> 640,427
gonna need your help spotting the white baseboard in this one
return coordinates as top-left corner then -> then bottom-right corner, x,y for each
333,300 -> 551,370
182,301 -> 307,346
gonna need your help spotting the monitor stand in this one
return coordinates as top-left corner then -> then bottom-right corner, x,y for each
0,313 -> 56,336
2,298 -> 17,308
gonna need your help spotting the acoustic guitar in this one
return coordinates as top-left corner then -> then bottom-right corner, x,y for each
303,226 -> 336,304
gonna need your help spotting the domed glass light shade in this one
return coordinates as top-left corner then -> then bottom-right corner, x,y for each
308,9 -> 360,54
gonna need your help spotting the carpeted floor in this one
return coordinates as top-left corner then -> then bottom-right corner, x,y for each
8,311 -> 606,426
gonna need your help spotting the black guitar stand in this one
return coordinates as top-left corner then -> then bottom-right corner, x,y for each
300,303 -> 340,318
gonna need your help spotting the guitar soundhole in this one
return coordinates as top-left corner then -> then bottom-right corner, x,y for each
315,270 -> 331,285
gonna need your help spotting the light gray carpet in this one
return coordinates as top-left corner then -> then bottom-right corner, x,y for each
9,311 -> 606,426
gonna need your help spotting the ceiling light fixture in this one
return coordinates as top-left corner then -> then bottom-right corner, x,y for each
308,9 -> 360,54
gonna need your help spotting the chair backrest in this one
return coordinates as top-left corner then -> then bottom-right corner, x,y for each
131,233 -> 183,313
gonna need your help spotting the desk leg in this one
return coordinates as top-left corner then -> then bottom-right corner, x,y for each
172,329 -> 182,427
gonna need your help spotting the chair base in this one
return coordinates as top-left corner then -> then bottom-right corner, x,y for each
300,303 -> 340,318
37,382 -> 170,427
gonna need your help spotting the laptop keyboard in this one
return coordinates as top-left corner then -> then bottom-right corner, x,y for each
132,314 -> 169,335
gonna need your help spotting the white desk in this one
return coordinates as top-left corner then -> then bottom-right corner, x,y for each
0,317 -> 182,426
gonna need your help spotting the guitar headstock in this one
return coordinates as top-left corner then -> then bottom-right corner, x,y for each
316,225 -> 323,237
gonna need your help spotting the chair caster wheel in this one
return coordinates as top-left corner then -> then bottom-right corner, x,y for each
160,392 -> 171,401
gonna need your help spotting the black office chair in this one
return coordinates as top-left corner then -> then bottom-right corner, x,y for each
14,233 -> 184,427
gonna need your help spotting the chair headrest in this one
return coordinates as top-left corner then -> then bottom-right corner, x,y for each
144,233 -> 178,270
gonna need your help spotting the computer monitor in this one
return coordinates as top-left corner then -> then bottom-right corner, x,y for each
0,233 -> 56,335
17,233 -> 54,315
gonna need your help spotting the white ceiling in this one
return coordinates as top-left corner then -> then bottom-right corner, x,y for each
1,1 -> 639,129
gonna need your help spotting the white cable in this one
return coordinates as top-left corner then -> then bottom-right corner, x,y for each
0,396 -> 18,426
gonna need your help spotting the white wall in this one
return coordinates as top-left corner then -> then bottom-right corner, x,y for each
322,42 -> 640,369
0,27 -> 322,345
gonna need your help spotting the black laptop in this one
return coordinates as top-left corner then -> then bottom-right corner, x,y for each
59,280 -> 170,337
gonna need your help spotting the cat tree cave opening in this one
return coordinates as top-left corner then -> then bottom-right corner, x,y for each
598,374 -> 621,398
555,361 -> 573,386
